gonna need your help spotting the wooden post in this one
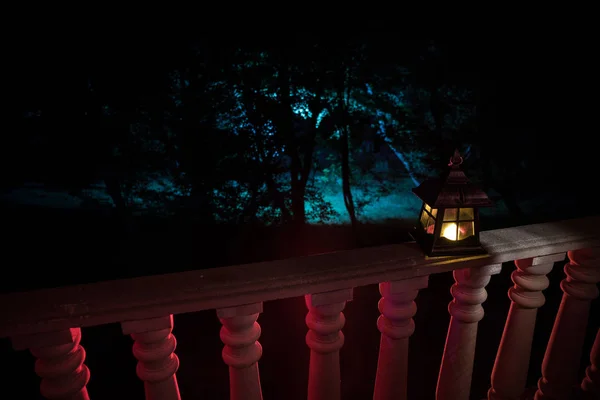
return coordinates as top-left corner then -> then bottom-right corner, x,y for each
305,288 -> 353,400
12,328 -> 90,400
488,253 -> 565,400
217,302 -> 264,400
373,275 -> 429,400
437,264 -> 501,400
535,248 -> 600,400
122,315 -> 181,400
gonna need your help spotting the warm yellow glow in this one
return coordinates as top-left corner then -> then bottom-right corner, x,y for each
442,223 -> 458,241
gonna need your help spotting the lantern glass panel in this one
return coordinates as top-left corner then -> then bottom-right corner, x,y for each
459,208 -> 474,220
419,209 -> 428,228
458,221 -> 475,240
420,204 -> 436,234
441,222 -> 458,241
443,208 -> 458,221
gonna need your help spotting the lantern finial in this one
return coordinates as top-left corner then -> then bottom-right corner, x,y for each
449,149 -> 463,168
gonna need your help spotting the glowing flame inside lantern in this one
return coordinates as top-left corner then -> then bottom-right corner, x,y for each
442,223 -> 458,241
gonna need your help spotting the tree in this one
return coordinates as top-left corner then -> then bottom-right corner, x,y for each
190,44 -> 338,226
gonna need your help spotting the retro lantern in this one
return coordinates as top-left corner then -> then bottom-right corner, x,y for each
411,150 -> 493,256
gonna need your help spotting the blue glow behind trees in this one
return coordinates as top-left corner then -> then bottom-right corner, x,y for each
13,43 -> 477,226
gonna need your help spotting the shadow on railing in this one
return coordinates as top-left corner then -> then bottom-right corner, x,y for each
1,216 -> 599,400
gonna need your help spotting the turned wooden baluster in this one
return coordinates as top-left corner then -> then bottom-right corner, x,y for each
438,264 -> 502,400
581,328 -> 600,399
488,253 -> 565,400
217,302 -> 264,400
12,328 -> 90,400
373,275 -> 429,400
535,248 -> 600,400
121,315 -> 180,400
305,288 -> 353,400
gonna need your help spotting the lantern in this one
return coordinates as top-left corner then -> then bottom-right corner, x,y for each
411,150 -> 493,256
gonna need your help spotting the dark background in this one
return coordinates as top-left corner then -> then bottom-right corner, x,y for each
2,36 -> 595,291
0,35 -> 597,400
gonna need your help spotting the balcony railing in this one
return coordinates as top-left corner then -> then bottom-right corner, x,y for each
1,216 -> 599,400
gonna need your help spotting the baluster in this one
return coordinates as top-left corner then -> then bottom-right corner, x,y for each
438,264 -> 502,400
121,315 -> 180,400
305,288 -> 353,400
217,302 -> 264,400
535,248 -> 600,400
12,328 -> 90,400
581,328 -> 600,398
373,275 -> 429,400
488,253 -> 565,400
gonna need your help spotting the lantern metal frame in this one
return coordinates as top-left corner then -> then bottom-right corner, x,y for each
411,150 -> 493,257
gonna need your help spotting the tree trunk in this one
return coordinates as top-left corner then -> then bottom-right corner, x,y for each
103,174 -> 136,247
338,78 -> 358,236
265,173 -> 292,223
341,124 -> 358,230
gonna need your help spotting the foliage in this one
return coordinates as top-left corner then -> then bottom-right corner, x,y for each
15,39 -> 486,228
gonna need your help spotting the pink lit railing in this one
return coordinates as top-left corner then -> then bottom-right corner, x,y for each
1,216 -> 599,400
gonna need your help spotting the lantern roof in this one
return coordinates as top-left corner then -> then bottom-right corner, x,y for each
412,150 -> 493,208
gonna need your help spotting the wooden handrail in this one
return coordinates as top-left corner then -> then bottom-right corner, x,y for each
1,216 -> 599,338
